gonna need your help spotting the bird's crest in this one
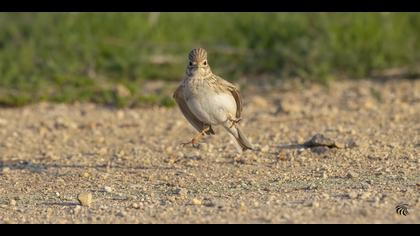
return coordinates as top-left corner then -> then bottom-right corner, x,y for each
188,48 -> 208,62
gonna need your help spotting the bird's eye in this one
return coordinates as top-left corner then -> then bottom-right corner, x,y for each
189,62 -> 193,66
203,61 -> 207,65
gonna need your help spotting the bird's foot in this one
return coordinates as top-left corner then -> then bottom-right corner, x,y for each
180,127 -> 209,148
228,117 -> 242,128
180,139 -> 200,148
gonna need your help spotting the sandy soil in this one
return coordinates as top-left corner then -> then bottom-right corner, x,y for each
0,79 -> 419,224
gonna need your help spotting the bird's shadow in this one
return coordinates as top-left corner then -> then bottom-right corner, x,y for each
0,160 -> 172,174
42,202 -> 79,207
276,143 -> 305,150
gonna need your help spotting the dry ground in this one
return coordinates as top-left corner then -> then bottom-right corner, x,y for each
0,79 -> 419,223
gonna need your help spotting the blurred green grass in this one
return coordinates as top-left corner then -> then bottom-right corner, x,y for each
0,13 -> 419,107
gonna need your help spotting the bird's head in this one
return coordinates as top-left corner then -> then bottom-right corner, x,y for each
187,48 -> 211,76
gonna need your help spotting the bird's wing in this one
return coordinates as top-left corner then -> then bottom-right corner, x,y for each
215,76 -> 243,118
173,85 -> 215,135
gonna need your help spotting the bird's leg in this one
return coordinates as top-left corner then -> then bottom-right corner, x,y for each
181,127 -> 210,148
228,116 -> 242,129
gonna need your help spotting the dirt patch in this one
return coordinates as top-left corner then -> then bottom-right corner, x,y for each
0,79 -> 419,223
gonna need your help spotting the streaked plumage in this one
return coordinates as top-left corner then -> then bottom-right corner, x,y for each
173,48 -> 254,152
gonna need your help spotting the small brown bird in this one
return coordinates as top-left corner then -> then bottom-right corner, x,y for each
173,48 -> 254,153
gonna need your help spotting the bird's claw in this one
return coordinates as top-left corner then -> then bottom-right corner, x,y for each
180,140 -> 200,148
228,118 -> 242,128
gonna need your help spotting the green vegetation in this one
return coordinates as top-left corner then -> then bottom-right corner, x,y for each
0,13 -> 419,107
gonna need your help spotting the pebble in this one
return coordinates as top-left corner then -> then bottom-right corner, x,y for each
250,96 -> 269,108
347,191 -> 358,199
116,84 -> 131,98
279,100 -> 301,114
239,202 -> 248,212
116,110 -> 125,119
54,117 -> 78,129
321,193 -> 330,200
43,151 -> 60,160
173,188 -> 188,196
74,205 -> 82,213
306,183 -> 318,190
116,211 -> 126,217
311,146 -> 329,154
2,167 -> 10,174
197,143 -> 210,152
82,172 -> 90,178
78,192 -> 92,207
360,192 -> 371,200
0,118 -> 7,126
97,148 -> 108,156
132,203 -> 140,209
346,170 -> 359,179
104,186 -> 113,193
191,198 -> 202,205
9,199 -> 16,206
261,145 -> 270,153
310,200 -> 320,208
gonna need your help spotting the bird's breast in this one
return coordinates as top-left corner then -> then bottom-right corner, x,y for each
183,77 -> 237,124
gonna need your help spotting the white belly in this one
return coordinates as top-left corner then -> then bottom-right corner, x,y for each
185,87 -> 237,125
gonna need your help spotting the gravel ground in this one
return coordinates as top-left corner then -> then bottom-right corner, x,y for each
0,79 -> 419,224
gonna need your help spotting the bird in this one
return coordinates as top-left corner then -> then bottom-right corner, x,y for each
173,48 -> 254,153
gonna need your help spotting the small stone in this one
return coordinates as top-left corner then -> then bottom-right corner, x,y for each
359,209 -> 368,216
197,143 -> 209,151
304,133 -> 343,149
115,150 -> 125,159
191,198 -> 202,205
9,199 -> 16,206
311,146 -> 329,154
306,183 -> 318,190
2,167 -> 10,174
78,192 -> 92,207
132,203 -> 140,209
360,192 -> 371,200
115,84 -> 131,98
116,211 -> 126,217
54,117 -> 78,129
250,96 -> 269,108
176,152 -> 184,158
0,118 -> 7,126
82,172 -> 90,178
239,202 -> 248,212
261,145 -> 270,153
74,205 -> 81,213
173,188 -> 188,196
346,139 -> 358,148
304,134 -> 335,147
97,148 -> 108,156
104,186 -> 113,193
310,200 -> 320,208
43,151 -> 59,160
346,170 -> 359,179
347,191 -> 358,199
116,110 -> 125,119
334,141 -> 345,149
278,100 -> 301,114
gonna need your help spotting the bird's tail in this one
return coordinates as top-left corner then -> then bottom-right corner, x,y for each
224,125 -> 254,153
